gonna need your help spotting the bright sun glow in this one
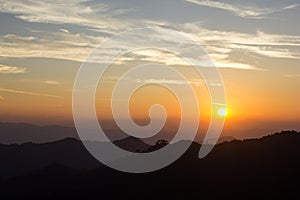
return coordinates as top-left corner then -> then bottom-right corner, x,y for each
217,108 -> 227,117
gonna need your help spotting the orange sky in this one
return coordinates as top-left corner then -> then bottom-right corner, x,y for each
1,57 -> 299,140
0,0 -> 300,140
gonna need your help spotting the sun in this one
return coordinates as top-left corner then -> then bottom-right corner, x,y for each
217,108 -> 227,117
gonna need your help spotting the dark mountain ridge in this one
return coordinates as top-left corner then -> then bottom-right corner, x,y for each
1,130 -> 299,199
0,135 -> 153,178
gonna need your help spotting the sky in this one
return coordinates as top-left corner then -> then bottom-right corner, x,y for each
0,0 -> 300,139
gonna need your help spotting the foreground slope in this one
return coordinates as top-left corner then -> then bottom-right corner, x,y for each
0,131 -> 299,199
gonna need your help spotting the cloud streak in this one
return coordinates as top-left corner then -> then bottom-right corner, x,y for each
180,23 -> 300,70
284,74 -> 300,78
186,0 -> 298,18
41,80 -> 61,85
0,0 -> 130,32
0,64 -> 26,74
136,78 -> 204,87
0,88 -> 63,99
0,32 -> 105,62
59,29 -> 70,34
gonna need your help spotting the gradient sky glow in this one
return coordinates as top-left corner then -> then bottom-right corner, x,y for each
0,0 -> 299,139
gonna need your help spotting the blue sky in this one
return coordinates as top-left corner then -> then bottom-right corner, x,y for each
0,0 -> 299,70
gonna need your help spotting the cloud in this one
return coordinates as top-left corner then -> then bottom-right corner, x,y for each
284,4 -> 299,10
1,23 -> 299,72
228,44 -> 300,60
0,0 -> 133,33
180,23 -> 300,62
0,95 -> 4,100
101,75 -> 205,87
2,24 -> 298,72
59,29 -> 69,34
213,61 -> 261,71
136,78 -> 204,87
41,80 -> 61,85
284,74 -> 300,78
0,88 -> 63,99
0,32 -> 105,62
0,64 -> 26,74
185,0 -> 298,18
18,79 -> 61,85
0,6 -> 299,72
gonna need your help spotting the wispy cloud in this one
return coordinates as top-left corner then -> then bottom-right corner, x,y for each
186,0 -> 298,19
284,4 -> 299,10
0,88 -> 63,99
0,64 -> 26,74
101,75 -> 204,87
41,80 -> 61,85
180,23 -> 300,69
0,0 -> 299,72
0,0 -> 129,32
1,23 -> 299,71
18,79 -> 62,85
0,32 -> 105,62
59,29 -> 69,34
213,61 -> 262,71
284,74 -> 300,78
136,78 -> 204,87
186,0 -> 271,18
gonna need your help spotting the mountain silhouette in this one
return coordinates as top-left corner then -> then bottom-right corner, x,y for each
0,130 -> 299,199
0,122 -> 236,145
0,138 -> 100,177
114,136 -> 151,152
0,135 -> 154,178
200,135 -> 236,144
0,122 -> 78,144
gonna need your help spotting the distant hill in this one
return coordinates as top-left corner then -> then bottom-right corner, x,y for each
1,130 -> 299,199
114,136 -> 151,152
0,122 -> 78,144
0,122 -> 237,145
0,138 -> 99,177
0,135 -> 153,178
200,135 -> 236,144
